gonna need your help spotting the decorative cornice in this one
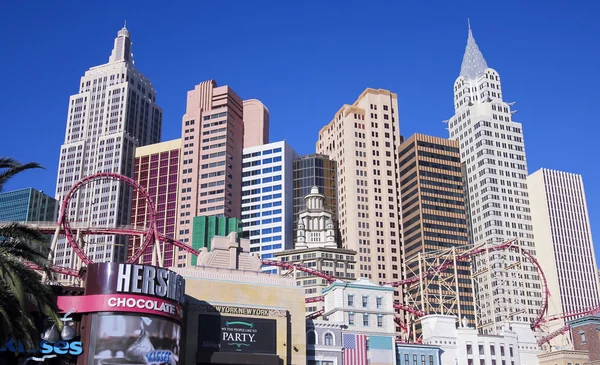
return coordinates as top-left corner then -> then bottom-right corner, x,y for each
307,320 -> 345,329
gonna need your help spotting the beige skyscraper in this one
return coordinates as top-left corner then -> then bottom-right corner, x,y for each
528,168 -> 600,349
316,88 -> 403,286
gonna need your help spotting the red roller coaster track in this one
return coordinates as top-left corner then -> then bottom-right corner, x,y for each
57,172 -> 159,265
19,173 -> 600,346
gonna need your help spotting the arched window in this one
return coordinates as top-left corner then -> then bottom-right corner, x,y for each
324,332 -> 334,346
307,331 -> 316,345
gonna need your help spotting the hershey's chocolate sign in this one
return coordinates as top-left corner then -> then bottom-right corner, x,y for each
116,264 -> 185,303
84,263 -> 185,305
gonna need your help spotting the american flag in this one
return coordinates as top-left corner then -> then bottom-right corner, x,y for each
343,333 -> 368,365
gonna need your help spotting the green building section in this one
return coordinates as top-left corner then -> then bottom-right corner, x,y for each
191,216 -> 243,265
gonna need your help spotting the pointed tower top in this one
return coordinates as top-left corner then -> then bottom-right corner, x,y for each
109,25 -> 133,64
124,20 -> 127,28
460,21 -> 488,80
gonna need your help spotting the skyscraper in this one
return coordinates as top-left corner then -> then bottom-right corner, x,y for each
241,141 -> 298,272
130,139 -> 180,267
0,188 -> 57,223
446,25 -> 541,333
52,25 -> 162,276
316,88 -> 403,286
175,80 -> 269,267
398,133 -> 476,338
293,154 -> 337,239
528,168 -> 600,348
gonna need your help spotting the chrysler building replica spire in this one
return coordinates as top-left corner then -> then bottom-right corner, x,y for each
296,186 -> 337,249
446,24 -> 541,334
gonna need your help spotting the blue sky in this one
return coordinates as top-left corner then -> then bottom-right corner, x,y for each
1,1 -> 599,255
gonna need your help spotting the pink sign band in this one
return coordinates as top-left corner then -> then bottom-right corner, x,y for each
56,294 -> 184,322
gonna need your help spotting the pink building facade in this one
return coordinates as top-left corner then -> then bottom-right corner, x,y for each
173,80 -> 271,267
243,99 -> 269,148
130,139 -> 181,267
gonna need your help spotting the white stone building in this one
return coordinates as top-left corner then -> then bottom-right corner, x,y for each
296,187 -> 337,249
275,186 -> 356,313
528,168 -> 600,349
421,315 -> 540,365
322,278 -> 396,335
446,25 -> 542,333
310,278 -> 398,365
52,25 -> 162,280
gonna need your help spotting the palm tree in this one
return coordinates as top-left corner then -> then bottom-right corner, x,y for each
0,158 -> 60,351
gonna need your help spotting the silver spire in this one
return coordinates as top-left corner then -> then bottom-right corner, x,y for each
459,22 -> 488,79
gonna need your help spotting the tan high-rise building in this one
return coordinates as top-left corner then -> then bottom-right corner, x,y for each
175,80 -> 269,267
398,133 -> 475,340
316,88 -> 403,287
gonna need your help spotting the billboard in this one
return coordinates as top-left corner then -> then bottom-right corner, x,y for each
85,263 -> 185,305
87,314 -> 181,365
197,315 -> 276,355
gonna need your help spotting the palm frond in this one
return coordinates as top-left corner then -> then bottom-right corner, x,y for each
0,223 -> 49,247
0,158 -> 43,192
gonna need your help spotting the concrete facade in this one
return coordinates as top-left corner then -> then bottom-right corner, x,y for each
306,321 -> 344,365
130,139 -> 181,267
316,88 -> 403,289
175,232 -> 306,365
316,278 -> 397,365
446,26 -> 541,334
53,26 -> 162,280
537,350 -> 589,365
421,314 -> 540,365
398,134 -> 476,337
528,168 -> 600,349
322,279 -> 396,335
242,99 -> 270,148
241,141 -> 298,272
570,315 -> 600,363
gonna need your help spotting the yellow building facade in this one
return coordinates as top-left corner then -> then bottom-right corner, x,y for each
174,232 -> 306,365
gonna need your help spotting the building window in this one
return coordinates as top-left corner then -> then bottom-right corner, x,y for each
363,314 -> 369,326
376,296 -> 383,309
466,344 -> 472,354
324,333 -> 334,346
362,295 -> 368,308
429,355 -> 434,365
348,294 -> 354,307
377,314 -> 383,327
348,312 -> 355,325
